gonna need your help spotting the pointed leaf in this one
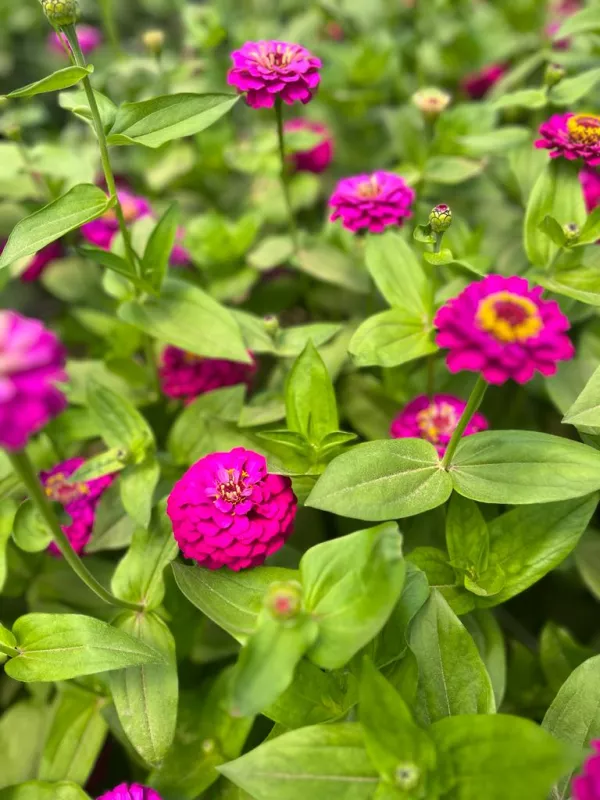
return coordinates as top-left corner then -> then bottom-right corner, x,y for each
6,66 -> 93,98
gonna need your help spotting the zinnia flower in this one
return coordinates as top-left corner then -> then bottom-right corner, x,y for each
536,113 -> 600,167
390,394 -> 488,456
159,347 -> 256,404
49,24 -> 102,56
167,447 -> 297,570
581,167 -> 600,212
20,242 -> 63,282
573,740 -> 600,800
42,458 -> 115,556
434,274 -> 574,384
462,64 -> 506,100
329,171 -> 415,233
227,40 -> 321,109
284,118 -> 333,173
97,784 -> 162,800
0,311 -> 67,450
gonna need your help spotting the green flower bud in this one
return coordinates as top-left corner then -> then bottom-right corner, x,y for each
41,0 -> 80,27
544,63 -> 566,88
429,204 -> 452,233
563,222 -> 580,241
265,580 -> 303,621
143,29 -> 165,54
263,314 -> 279,336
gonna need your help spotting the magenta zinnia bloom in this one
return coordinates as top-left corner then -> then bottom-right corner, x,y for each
581,167 -> 600,212
462,64 -> 506,100
573,740 -> 600,800
167,447 -> 297,571
81,190 -> 152,251
284,119 -> 333,173
329,171 -> 415,233
227,40 -> 321,109
536,113 -> 600,167
42,458 -> 115,556
49,24 -> 103,56
97,784 -> 162,800
390,394 -> 488,456
0,311 -> 67,450
434,275 -> 574,385
20,241 -> 63,282
159,347 -> 256,404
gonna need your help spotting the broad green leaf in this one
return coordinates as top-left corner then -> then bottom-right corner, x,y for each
563,365 -> 600,428
554,5 -> 600,38
538,214 -> 568,247
86,378 -> 154,460
451,431 -> 600,503
549,68 -> 600,105
38,685 -> 107,785
540,622 -> 593,695
349,309 -> 437,368
409,590 -> 495,724
423,156 -> 484,184
248,236 -> 294,270
537,268 -> 600,307
365,231 -> 430,314
119,278 -> 249,363
463,610 -> 506,708
59,87 -> 117,131
6,66 -> 93,99
107,93 -> 240,148
307,439 -> 452,521
457,127 -> 531,156
6,613 -> 164,682
86,480 -> 135,553
80,246 -> 148,290
12,501 -> 51,553
0,498 -> 16,590
0,701 -> 48,789
286,340 -> 338,445
0,783 -> 90,800
218,723 -> 379,800
109,611 -> 178,767
142,203 -> 179,292
408,546 -> 474,616
301,523 -> 406,669
294,245 -> 369,294
275,323 -> 342,358
493,88 -> 548,110
0,185 -> 111,269
445,494 -> 489,573
119,456 -> 160,528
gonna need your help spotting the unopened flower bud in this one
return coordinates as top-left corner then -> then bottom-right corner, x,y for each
263,314 -> 279,336
265,580 -> 303,621
412,87 -> 451,118
142,29 -> 165,55
563,222 -> 580,241
41,0 -> 79,27
429,204 -> 452,233
544,63 -> 566,88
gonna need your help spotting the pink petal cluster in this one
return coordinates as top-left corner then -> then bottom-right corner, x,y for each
49,24 -> 103,56
20,241 -> 63,282
461,64 -> 506,100
329,171 -> 415,233
536,113 -> 600,167
167,447 -> 297,571
573,740 -> 600,800
159,347 -> 256,404
227,40 -> 321,109
390,394 -> 488,456
284,118 -> 333,173
581,167 -> 600,212
41,457 -> 115,557
434,275 -> 574,385
97,784 -> 161,800
0,311 -> 67,450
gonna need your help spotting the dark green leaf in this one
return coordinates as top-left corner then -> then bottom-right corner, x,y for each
142,203 -> 180,292
463,610 -> 506,708
540,622 -> 593,694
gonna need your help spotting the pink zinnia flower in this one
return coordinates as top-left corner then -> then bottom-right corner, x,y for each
159,347 -> 256,404
329,171 -> 415,233
581,167 -> 600,212
227,40 -> 321,109
97,784 -> 162,800
20,241 -> 63,282
49,24 -> 103,56
80,190 -> 151,251
434,274 -> 574,385
462,64 -> 506,100
0,311 -> 67,450
284,118 -> 333,173
536,113 -> 600,167
573,740 -> 600,800
390,394 -> 488,456
42,458 -> 115,556
167,447 -> 297,571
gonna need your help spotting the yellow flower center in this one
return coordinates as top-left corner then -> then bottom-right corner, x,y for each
567,113 -> 600,145
476,291 -> 542,343
417,402 -> 458,445
45,471 -> 89,504
252,44 -> 298,68
356,174 -> 381,198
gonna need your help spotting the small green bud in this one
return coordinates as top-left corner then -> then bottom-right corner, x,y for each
412,87 -> 451,118
265,580 -> 303,621
143,29 -> 165,54
429,204 -> 452,233
544,63 -> 566,88
41,0 -> 80,27
395,763 -> 420,790
563,222 -> 580,241
263,314 -> 279,336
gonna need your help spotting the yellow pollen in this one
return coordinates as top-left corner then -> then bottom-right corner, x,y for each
567,113 -> 600,145
417,402 -> 457,445
45,471 -> 89,503
476,291 -> 542,343
356,174 -> 381,198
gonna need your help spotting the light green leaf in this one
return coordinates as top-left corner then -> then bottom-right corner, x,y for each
0,783 -> 90,800
349,309 -> 437,368
0,701 -> 48,789
276,323 -> 342,358
0,498 -> 16,591
12,501 -> 52,553
554,5 -> 600,38
86,481 -> 135,553
6,66 -> 93,99
365,231 -> 430,314
537,268 -> 600,307
445,494 -> 489,573
549,68 -> 600,105
563,365 -> 600,428
59,87 -> 117,131
294,245 -> 369,294
458,127 -> 531,156
286,340 -> 338,445
119,456 -> 160,528
493,88 -> 548,110
463,610 -> 506,709
86,379 -> 154,461
142,203 -> 180,292
248,236 -> 294,271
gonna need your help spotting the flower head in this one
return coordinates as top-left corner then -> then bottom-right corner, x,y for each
536,113 -> 600,167
581,167 -> 600,212
284,118 -> 333,173
167,447 -> 297,571
329,171 -> 415,234
429,203 -> 452,233
41,0 -> 79,27
390,394 -> 488,456
0,311 -> 67,450
49,25 -> 102,56
97,784 -> 162,800
159,347 -> 256,404
20,242 -> 63,282
412,87 -> 451,117
142,29 -> 165,54
434,274 -> 574,384
227,40 -> 321,109
41,458 -> 115,556
462,64 -> 506,100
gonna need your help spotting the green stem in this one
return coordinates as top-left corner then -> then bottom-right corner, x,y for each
0,641 -> 19,658
143,336 -> 160,395
274,98 -> 299,252
441,376 -> 488,469
8,450 -> 143,612
426,232 -> 444,397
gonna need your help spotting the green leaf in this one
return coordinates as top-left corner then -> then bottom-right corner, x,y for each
107,93 -> 239,147
349,309 -> 437,368
294,245 -> 369,294
451,431 -> 600,504
0,701 -> 48,789
6,66 -> 93,99
577,204 -> 600,245
554,5 -> 600,38
109,611 -> 178,767
0,185 -> 112,269
0,784 -> 89,800
119,456 -> 160,528
549,67 -> 600,105
59,87 -> 116,131
80,246 -> 147,289
12,501 -> 52,553
142,203 -> 179,292
493,88 -> 548,110
457,127 -> 531,156
423,156 -> 485,184
409,590 -> 495,724
69,448 -> 129,483
119,278 -> 249,363
463,610 -> 506,709
538,214 -> 568,247
285,340 -> 338,445
307,439 -> 452,521
248,236 -> 294,270
38,685 -> 107,785
445,494 -> 489,573
423,248 -> 453,266
540,622 -> 593,695
276,323 -> 342,358
86,379 -> 154,461
0,499 -> 16,591
431,714 -> 576,800
6,613 -> 165,682
301,523 -> 405,670
365,231 -> 430,314
575,528 -> 600,600
218,723 -> 379,800
537,268 -> 600,307
563,365 -> 600,428
86,480 -> 135,553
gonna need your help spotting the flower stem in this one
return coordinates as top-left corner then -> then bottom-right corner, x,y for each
8,449 -> 143,612
274,98 -> 299,252
426,232 -> 444,397
441,376 -> 488,469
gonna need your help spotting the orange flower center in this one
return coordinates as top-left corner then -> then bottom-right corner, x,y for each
476,291 -> 542,343
417,402 -> 458,444
356,175 -> 381,198
45,471 -> 89,504
252,44 -> 298,68
567,113 -> 600,145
